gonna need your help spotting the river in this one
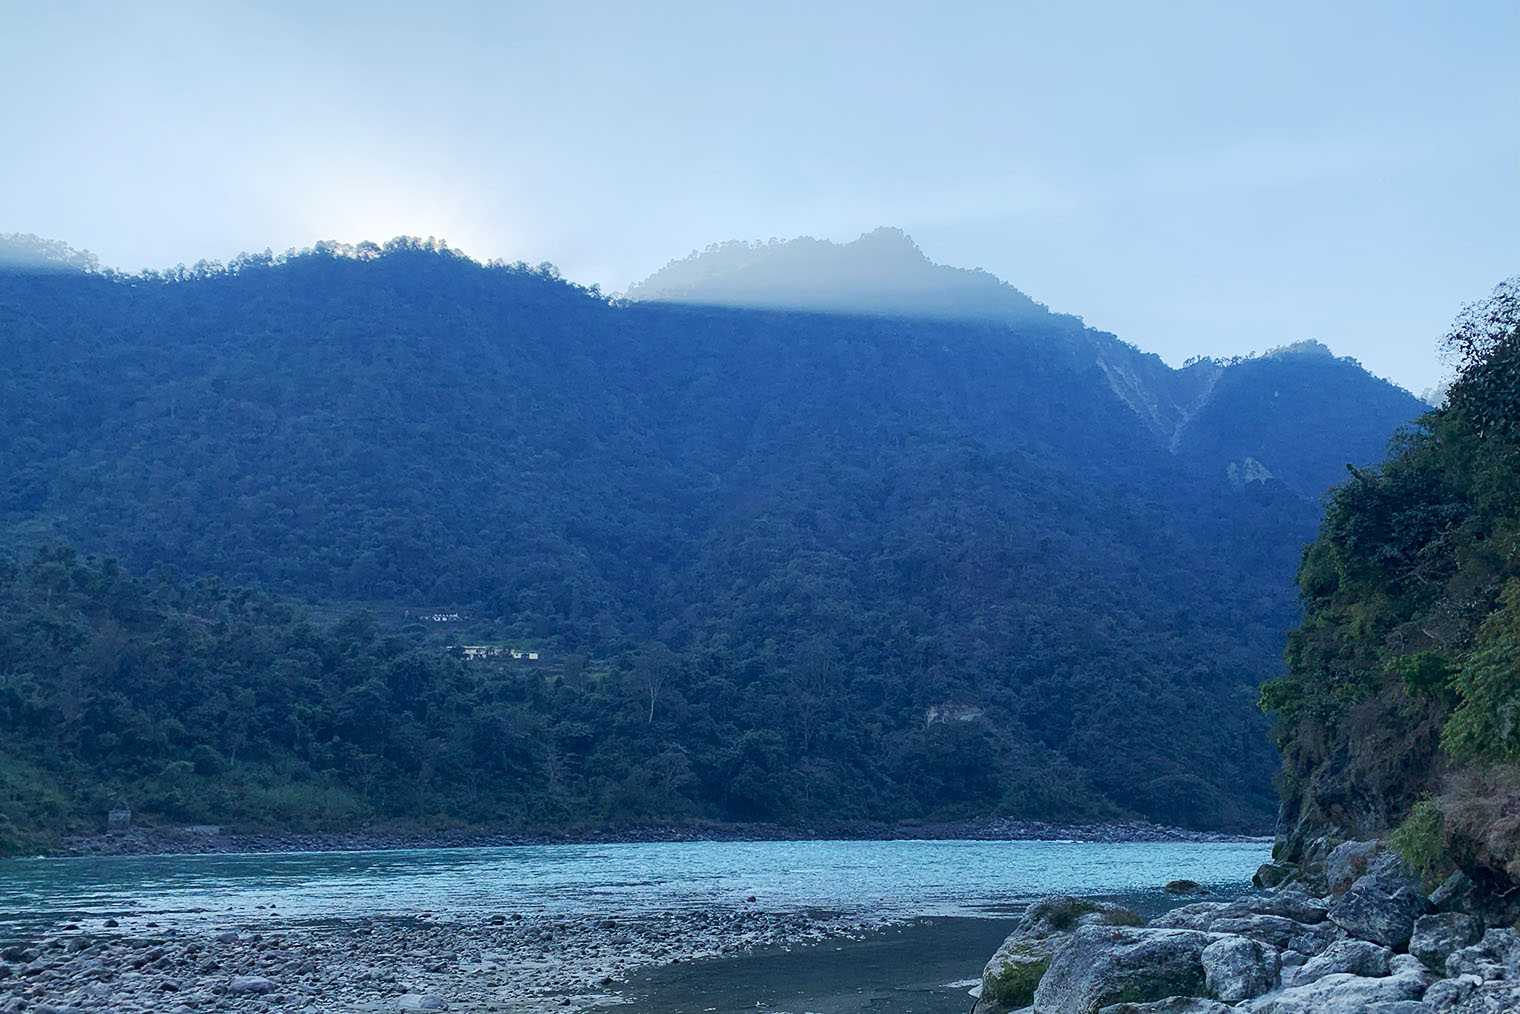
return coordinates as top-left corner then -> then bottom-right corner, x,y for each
0,838 -> 1270,1012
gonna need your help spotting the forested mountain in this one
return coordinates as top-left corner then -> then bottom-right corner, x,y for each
1262,279 -> 1520,888
631,229 -> 1421,499
0,236 -> 1426,847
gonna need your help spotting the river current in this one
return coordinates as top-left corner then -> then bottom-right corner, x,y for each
0,838 -> 1268,932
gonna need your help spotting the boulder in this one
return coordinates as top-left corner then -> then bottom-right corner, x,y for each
1164,880 -> 1208,896
1410,913 -> 1483,972
1253,862 -> 1296,889
1325,840 -> 1384,896
1285,937 -> 1394,986
1208,914 -> 1336,955
1440,980 -> 1520,1012
1097,1000 -> 1232,1014
1242,892 -> 1329,925
1427,870 -> 1477,914
227,975 -> 274,995
1150,903 -> 1233,931
1202,935 -> 1279,1001
1239,953 -> 1432,1013
1421,974 -> 1480,1009
1150,895 -> 1328,935
397,997 -> 448,1012
1443,927 -> 1520,981
974,896 -> 1143,1013
1032,926 -> 1212,1014
1328,868 -> 1432,949
1014,896 -> 1145,938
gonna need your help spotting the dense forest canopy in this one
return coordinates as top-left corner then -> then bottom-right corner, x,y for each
1262,278 -> 1520,887
0,237 -> 1426,849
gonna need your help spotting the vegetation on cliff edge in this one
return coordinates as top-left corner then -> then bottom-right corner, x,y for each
1262,278 -> 1520,884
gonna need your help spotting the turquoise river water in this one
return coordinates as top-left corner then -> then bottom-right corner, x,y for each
0,838 -> 1270,932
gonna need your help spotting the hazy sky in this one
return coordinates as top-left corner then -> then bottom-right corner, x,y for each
6,1 -> 1516,394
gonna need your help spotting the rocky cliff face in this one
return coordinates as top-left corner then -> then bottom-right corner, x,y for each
971,846 -> 1520,1013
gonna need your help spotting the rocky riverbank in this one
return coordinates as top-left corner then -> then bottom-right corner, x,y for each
60,818 -> 1261,857
969,840 -> 1520,1013
0,906 -> 887,1013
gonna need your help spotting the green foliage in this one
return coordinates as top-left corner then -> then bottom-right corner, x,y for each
0,246 -> 1427,837
1263,277 -> 1520,862
1104,908 -> 1147,927
986,956 -> 1050,1008
1044,898 -> 1101,931
1442,580 -> 1520,762
1390,651 -> 1455,701
1390,796 -> 1450,885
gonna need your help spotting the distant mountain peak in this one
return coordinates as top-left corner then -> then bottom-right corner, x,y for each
627,228 -> 1053,324
1263,338 -> 1336,360
0,233 -> 100,273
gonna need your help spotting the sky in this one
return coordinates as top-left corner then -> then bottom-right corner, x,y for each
5,1 -> 1516,395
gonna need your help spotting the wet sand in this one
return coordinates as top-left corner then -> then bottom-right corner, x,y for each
619,916 -> 1014,1014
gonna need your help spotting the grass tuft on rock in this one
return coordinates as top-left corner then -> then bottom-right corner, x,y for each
986,956 -> 1050,1008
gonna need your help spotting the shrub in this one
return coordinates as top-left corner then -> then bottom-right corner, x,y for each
986,956 -> 1050,1008
1442,580 -> 1520,763
1044,898 -> 1100,931
1390,795 -> 1449,885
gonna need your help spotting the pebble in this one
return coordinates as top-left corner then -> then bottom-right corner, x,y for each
0,905 -> 882,1013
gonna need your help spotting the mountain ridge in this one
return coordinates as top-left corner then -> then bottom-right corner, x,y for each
630,228 -> 1420,499
0,236 -> 1426,839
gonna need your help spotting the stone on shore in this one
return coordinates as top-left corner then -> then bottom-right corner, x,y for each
1097,999 -> 1232,1014
1031,926 -> 1212,1014
1252,862 -> 1296,889
1201,935 -> 1279,1001
1238,953 -> 1433,1013
227,973 -> 275,994
973,896 -> 1143,1013
1428,870 -> 1478,914
1149,893 -> 1327,935
1410,912 -> 1483,972
1422,973 -> 1482,1008
1209,913 -> 1336,955
1242,892 -> 1329,925
1328,865 -> 1432,950
1284,936 -> 1394,986
1325,840 -> 1384,896
1443,927 -> 1520,981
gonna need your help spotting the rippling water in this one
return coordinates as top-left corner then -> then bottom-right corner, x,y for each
0,839 -> 1268,932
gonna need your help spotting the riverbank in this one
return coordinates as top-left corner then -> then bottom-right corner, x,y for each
61,818 -> 1263,857
967,841 -> 1520,1012
0,906 -> 968,1013
0,838 -> 1268,1012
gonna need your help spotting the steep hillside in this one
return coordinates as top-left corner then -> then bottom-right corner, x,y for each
1173,341 -> 1425,499
631,231 -> 1424,502
1262,278 -> 1520,890
0,238 -> 1425,837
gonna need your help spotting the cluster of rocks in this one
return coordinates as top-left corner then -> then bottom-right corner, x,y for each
0,906 -> 876,1013
972,842 -> 1520,1014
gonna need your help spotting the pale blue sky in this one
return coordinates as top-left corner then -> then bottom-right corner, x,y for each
5,1 -> 1516,393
